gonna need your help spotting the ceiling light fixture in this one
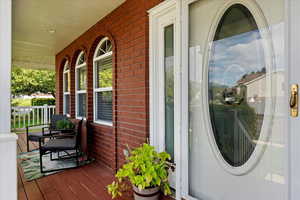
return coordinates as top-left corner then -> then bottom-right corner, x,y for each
48,29 -> 56,34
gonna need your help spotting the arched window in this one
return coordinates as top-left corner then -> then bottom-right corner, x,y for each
93,37 -> 113,125
63,60 -> 70,116
75,51 -> 87,118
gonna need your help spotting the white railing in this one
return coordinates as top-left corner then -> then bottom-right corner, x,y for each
233,110 -> 256,165
11,105 -> 56,129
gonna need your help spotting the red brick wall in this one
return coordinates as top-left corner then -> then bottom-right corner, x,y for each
55,0 -> 163,171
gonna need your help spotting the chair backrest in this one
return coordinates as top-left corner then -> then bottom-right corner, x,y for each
50,114 -> 68,129
69,119 -> 83,147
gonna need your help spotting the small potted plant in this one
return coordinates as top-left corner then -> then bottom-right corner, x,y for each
107,143 -> 172,200
56,119 -> 74,131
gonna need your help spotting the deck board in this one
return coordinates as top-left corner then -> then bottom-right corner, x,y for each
17,133 -> 173,200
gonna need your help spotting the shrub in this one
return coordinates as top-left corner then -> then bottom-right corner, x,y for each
31,98 -> 55,106
11,98 -> 32,107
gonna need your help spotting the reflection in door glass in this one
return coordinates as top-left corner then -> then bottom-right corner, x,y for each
208,4 -> 266,166
165,25 -> 174,161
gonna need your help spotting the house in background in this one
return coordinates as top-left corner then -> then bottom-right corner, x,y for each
2,0 -> 300,199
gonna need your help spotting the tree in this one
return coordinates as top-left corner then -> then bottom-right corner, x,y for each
11,68 -> 56,97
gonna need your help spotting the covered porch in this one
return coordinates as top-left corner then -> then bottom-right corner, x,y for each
17,133 -> 172,200
1,0 -> 168,199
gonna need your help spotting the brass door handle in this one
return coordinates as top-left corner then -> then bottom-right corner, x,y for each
290,84 -> 298,117
290,90 -> 297,108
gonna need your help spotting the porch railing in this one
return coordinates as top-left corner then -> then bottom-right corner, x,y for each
11,105 -> 56,130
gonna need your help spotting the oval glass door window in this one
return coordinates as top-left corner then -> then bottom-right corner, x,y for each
208,4 -> 266,167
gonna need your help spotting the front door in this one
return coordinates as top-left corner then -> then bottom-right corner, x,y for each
184,0 -> 288,199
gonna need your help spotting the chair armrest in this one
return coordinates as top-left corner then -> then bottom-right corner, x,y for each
50,128 -> 74,132
26,124 -> 49,136
27,124 -> 49,128
42,127 -> 49,135
38,133 -> 75,141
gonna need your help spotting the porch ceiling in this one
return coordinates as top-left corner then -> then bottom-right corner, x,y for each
12,0 -> 125,70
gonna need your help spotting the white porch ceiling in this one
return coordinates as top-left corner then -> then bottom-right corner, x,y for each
12,0 -> 125,70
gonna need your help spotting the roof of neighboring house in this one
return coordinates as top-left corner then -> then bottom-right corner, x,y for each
237,72 -> 266,85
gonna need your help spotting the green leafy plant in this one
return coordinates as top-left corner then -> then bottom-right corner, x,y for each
56,119 -> 74,130
107,143 -> 172,198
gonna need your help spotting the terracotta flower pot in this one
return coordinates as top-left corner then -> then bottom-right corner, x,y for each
132,185 -> 160,200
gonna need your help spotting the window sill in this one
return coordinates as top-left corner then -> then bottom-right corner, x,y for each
76,116 -> 86,120
94,120 -> 113,127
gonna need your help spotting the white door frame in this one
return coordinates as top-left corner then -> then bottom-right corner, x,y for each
287,0 -> 300,199
149,0 -> 299,199
149,0 -> 182,198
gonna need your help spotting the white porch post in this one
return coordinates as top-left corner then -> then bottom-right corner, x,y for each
0,0 -> 18,199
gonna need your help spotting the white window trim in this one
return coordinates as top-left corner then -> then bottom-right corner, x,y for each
75,51 -> 87,119
93,37 -> 113,126
63,61 -> 70,116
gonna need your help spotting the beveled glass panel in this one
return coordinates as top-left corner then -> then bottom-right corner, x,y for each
95,56 -> 113,88
208,4 -> 266,167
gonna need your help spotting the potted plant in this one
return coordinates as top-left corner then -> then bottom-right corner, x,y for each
107,143 -> 172,200
56,119 -> 74,130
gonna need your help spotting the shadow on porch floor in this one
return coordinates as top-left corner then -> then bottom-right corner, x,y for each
17,133 -> 173,200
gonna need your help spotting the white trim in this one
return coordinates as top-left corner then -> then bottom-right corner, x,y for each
94,51 -> 113,62
93,38 -> 113,125
0,134 -> 18,143
75,51 -> 87,119
93,37 -> 110,59
63,60 -> 70,72
76,90 -> 86,94
94,120 -> 113,127
149,0 -> 181,198
94,87 -> 113,92
75,51 -> 86,66
0,134 -> 18,200
0,0 -> 12,133
0,1 -> 17,199
288,0 -> 300,199
181,1 -> 195,197
76,63 -> 86,69
63,61 -> 70,115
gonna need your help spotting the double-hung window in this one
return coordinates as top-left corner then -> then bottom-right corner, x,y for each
93,38 -> 113,126
75,51 -> 87,118
63,61 -> 70,116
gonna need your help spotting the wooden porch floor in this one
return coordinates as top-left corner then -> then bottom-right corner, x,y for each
17,133 -> 173,200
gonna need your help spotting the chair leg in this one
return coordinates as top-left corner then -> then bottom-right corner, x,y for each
40,150 -> 44,173
27,138 -> 29,152
76,149 -> 79,166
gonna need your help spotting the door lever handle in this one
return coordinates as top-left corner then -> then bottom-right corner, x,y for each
290,91 -> 297,107
290,84 -> 298,117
